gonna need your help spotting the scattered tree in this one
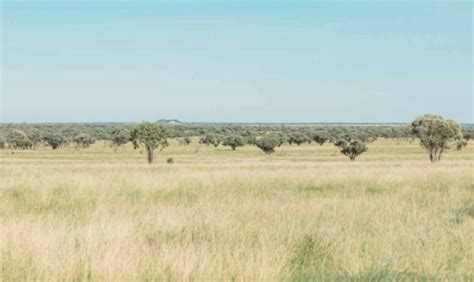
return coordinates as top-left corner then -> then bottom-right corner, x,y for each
199,134 -> 221,147
222,135 -> 245,151
7,130 -> 32,149
130,122 -> 168,164
255,134 -> 282,155
288,132 -> 311,146
111,129 -> 130,147
179,137 -> 192,146
335,139 -> 368,161
312,131 -> 330,146
0,136 -> 5,149
74,133 -> 96,148
410,114 -> 462,162
43,132 -> 67,150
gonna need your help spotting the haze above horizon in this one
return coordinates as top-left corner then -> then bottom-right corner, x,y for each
1,1 -> 472,123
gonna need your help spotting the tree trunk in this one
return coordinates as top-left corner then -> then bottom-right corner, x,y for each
438,148 -> 444,162
147,149 -> 154,164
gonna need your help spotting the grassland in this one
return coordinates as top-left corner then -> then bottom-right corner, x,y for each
0,139 -> 473,281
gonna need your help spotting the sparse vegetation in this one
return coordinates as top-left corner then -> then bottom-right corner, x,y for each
0,138 -> 472,280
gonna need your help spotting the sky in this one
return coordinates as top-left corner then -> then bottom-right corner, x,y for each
0,0 -> 472,123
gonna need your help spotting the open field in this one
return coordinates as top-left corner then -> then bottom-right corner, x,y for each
1,139 -> 473,281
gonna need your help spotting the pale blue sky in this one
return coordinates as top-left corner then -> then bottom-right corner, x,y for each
1,1 -> 472,123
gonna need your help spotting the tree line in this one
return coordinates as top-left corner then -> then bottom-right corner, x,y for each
0,114 -> 472,163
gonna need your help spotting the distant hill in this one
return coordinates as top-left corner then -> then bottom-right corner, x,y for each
156,119 -> 184,125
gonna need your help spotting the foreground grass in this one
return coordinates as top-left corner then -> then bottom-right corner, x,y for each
0,140 -> 473,280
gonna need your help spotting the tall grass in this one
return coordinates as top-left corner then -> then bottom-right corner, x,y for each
0,140 -> 473,280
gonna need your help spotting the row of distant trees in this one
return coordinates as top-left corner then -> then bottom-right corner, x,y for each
0,114 -> 471,163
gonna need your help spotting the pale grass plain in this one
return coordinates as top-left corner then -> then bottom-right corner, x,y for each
0,139 -> 473,281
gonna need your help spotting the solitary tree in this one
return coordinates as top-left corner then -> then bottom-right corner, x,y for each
335,139 -> 367,161
410,114 -> 462,162
255,134 -> 282,155
43,132 -> 67,150
222,135 -> 245,150
130,122 -> 168,164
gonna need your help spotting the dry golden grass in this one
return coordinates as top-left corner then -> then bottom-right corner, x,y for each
0,139 -> 473,281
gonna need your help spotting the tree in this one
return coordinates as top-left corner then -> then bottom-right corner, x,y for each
179,137 -> 192,146
241,130 -> 257,145
111,128 -> 130,147
74,133 -> 96,148
288,132 -> 310,146
0,136 -> 6,149
222,135 -> 245,150
43,132 -> 67,150
255,134 -> 282,155
464,133 -> 471,141
312,131 -> 330,146
410,114 -> 462,162
7,130 -> 32,149
335,139 -> 367,161
456,139 -> 468,151
27,128 -> 43,149
130,122 -> 168,164
199,134 -> 221,147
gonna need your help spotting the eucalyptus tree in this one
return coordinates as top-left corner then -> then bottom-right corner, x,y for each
410,114 -> 462,162
130,122 -> 168,164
